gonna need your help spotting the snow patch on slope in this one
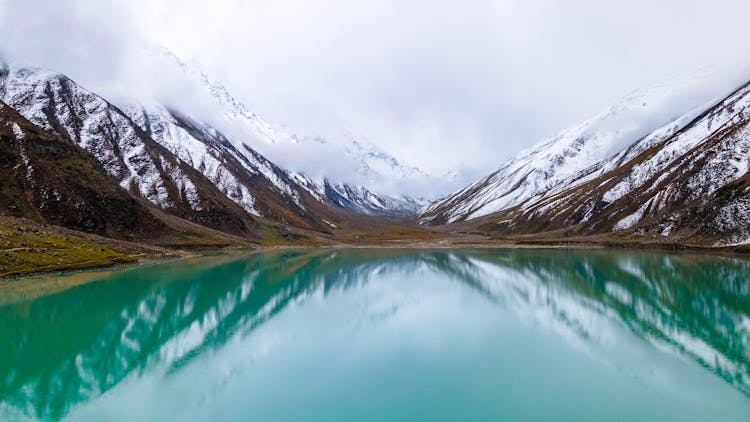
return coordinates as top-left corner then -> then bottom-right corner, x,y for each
126,103 -> 274,215
0,65 -> 203,210
157,49 -> 448,201
418,71 -> 733,224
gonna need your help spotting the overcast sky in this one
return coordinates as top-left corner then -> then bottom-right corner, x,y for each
3,0 -> 750,195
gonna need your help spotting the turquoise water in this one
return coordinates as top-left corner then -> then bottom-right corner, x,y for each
1,248 -> 749,421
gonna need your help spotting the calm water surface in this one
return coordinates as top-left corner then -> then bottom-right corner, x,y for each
1,248 -> 749,421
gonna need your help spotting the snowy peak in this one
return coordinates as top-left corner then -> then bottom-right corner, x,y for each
0,65 -> 196,208
160,48 -> 442,207
343,136 -> 429,181
124,102 -> 344,230
125,103 -> 263,215
126,100 -> 423,227
289,172 -> 426,220
417,72 -> 728,225
0,63 -> 257,235
510,78 -> 750,245
0,98 -> 167,239
157,48 -> 284,146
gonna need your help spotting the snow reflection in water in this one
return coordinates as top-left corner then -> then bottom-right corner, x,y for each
0,249 -> 748,420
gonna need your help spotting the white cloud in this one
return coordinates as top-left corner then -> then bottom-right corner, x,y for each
3,0 -> 750,198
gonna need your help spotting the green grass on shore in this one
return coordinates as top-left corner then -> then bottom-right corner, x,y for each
0,218 -> 136,278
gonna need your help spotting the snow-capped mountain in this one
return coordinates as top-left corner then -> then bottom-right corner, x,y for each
124,102 -> 424,226
0,59 -> 427,242
124,103 -> 338,230
288,172 -> 425,220
7,54 -> 750,247
509,79 -> 750,245
285,135 -> 429,219
0,64 -> 256,235
0,99 -> 168,239
159,49 -> 434,217
417,73 -> 728,225
342,135 -> 430,181
416,67 -> 750,245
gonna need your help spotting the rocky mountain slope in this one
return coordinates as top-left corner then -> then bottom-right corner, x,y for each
417,75 -> 723,225
505,80 -> 750,246
124,103 -> 339,230
0,65 -> 257,236
0,60 -> 444,257
5,54 -> 750,252
0,100 -> 165,239
288,172 -> 424,220
416,71 -> 750,246
161,50 -> 431,218
124,102 -> 429,229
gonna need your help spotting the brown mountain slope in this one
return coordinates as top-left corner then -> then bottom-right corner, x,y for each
0,101 -> 168,239
0,100 -> 273,251
128,105 -> 334,231
480,80 -> 750,246
0,65 -> 258,237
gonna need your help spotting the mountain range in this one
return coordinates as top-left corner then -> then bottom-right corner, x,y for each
158,50 -> 434,217
2,54 -> 750,276
0,55 -> 441,233
418,73 -> 750,247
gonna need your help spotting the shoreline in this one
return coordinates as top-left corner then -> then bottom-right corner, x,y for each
3,237 -> 749,282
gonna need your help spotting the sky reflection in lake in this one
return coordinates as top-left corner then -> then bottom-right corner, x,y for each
1,249 -> 749,421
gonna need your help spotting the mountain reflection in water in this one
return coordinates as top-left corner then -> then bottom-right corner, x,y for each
0,249 -> 748,420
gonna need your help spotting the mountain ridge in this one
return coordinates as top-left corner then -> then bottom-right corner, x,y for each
157,49 -> 439,216
417,73 -> 729,225
0,64 -> 259,236
423,75 -> 750,247
5,57 -> 750,279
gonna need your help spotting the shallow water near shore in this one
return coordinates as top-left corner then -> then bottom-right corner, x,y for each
1,248 -> 749,421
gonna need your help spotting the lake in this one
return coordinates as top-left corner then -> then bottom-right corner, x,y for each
1,248 -> 749,421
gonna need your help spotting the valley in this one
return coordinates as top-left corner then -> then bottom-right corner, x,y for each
3,58 -> 750,279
